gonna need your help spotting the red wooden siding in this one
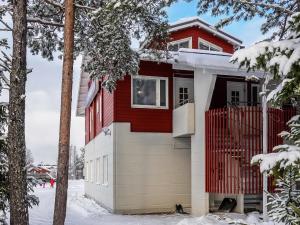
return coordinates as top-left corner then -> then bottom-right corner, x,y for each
115,61 -> 173,132
205,107 -> 295,194
169,27 -> 234,54
85,82 -> 115,144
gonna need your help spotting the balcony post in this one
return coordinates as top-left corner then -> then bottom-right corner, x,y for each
191,69 -> 216,215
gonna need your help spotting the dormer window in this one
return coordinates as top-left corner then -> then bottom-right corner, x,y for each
168,37 -> 192,52
198,38 -> 222,52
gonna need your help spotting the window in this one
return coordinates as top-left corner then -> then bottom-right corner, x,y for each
251,85 -> 260,106
89,107 -> 94,134
132,76 -> 168,109
168,38 -> 191,52
96,93 -> 102,123
90,160 -> 93,182
179,87 -> 189,106
198,38 -> 222,52
103,155 -> 108,185
231,91 -> 240,106
95,158 -> 101,184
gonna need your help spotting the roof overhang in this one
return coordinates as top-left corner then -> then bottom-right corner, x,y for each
76,55 -> 90,117
172,48 -> 264,78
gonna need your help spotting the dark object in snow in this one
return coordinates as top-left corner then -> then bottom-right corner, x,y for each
218,198 -> 237,212
175,204 -> 188,214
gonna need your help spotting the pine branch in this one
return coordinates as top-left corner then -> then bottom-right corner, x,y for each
234,0 -> 294,15
27,17 -> 64,27
0,20 -> 12,31
43,0 -> 64,10
75,4 -> 95,11
42,0 -> 96,11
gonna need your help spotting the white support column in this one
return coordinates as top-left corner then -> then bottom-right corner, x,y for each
191,69 -> 216,215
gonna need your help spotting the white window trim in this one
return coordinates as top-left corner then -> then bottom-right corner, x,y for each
102,155 -> 109,186
198,38 -> 223,52
131,75 -> 169,109
167,37 -> 192,50
95,157 -> 101,185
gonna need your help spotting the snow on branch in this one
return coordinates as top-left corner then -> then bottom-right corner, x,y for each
235,0 -> 294,15
252,115 -> 300,174
27,17 -> 64,27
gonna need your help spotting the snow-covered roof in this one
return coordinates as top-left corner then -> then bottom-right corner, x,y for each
172,48 -> 264,77
169,17 -> 243,47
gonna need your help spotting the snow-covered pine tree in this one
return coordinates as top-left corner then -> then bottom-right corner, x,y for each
252,115 -> 300,224
0,103 -> 8,225
197,0 -> 298,40
197,1 -> 300,223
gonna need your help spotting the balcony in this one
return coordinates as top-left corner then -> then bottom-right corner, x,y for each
173,103 -> 195,137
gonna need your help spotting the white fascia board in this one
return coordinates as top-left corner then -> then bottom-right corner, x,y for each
173,62 -> 265,79
169,21 -> 242,47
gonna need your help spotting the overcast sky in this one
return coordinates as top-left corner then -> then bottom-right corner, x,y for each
1,0 -> 266,164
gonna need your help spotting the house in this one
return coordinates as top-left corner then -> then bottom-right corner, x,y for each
28,166 -> 54,181
76,17 -> 294,215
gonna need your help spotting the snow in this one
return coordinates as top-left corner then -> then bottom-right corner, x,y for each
28,180 -> 188,225
26,180 -> 282,225
252,148 -> 300,173
176,213 -> 281,225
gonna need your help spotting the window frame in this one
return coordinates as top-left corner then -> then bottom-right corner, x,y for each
131,75 -> 169,109
102,155 -> 109,186
95,157 -> 101,185
251,84 -> 260,106
198,38 -> 222,52
167,37 -> 192,51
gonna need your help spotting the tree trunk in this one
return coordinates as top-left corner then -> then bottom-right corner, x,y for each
7,0 -> 28,225
53,0 -> 75,224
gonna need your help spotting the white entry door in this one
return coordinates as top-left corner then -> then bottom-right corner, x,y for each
227,81 -> 247,106
174,77 -> 194,108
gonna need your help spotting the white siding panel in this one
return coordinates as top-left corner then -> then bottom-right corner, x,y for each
114,123 -> 191,214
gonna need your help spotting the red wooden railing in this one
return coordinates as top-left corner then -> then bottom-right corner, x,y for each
205,107 -> 296,194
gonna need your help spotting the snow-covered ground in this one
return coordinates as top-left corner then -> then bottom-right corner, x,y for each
29,180 -> 187,225
28,180 -> 279,225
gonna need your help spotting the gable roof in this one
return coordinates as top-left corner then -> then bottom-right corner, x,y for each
169,17 -> 243,47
